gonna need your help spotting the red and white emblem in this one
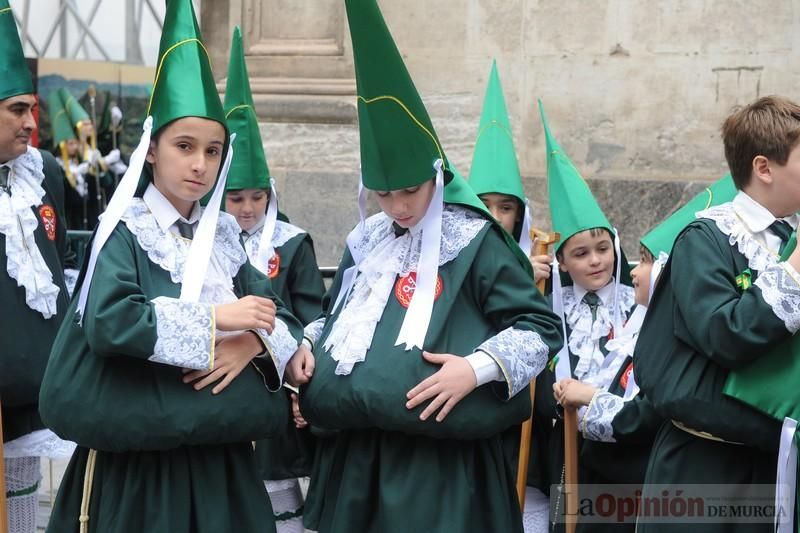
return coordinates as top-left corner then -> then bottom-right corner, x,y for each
266,252 -> 280,279
619,362 -> 634,390
38,204 -> 57,241
394,272 -> 443,309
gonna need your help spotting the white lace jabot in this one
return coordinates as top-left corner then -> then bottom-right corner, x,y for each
323,205 -> 488,375
0,147 -> 61,318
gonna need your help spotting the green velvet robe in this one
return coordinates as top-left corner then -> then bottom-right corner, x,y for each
1,148 -> 70,443
634,217 -> 789,532
301,208 -> 563,533
43,206 -> 304,533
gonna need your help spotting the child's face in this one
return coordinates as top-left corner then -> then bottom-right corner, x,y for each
373,179 -> 435,228
558,229 -> 615,291
766,143 -> 800,216
146,117 -> 225,217
631,253 -> 654,306
226,188 -> 269,232
65,138 -> 80,158
479,193 -> 520,234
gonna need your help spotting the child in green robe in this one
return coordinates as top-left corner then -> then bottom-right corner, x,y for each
633,96 -> 800,533
222,27 -> 325,533
39,2 -> 303,532
282,2 -> 564,532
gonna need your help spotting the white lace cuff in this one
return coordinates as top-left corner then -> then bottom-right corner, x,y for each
476,327 -> 549,399
580,391 -> 624,443
150,296 -> 215,370
303,318 -> 326,351
755,262 -> 800,334
253,318 -> 299,390
466,351 -> 503,386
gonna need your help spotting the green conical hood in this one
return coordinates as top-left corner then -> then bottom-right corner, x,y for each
468,60 -> 524,204
57,88 -> 90,129
49,91 -> 77,145
147,0 -> 226,135
224,26 -> 270,191
0,1 -> 34,100
346,0 -> 447,191
539,100 -> 612,252
641,174 -> 737,258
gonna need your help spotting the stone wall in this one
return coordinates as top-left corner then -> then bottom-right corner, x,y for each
204,0 -> 799,266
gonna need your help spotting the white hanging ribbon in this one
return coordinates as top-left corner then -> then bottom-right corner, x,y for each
77,117 -> 153,322
332,177 -> 368,313
551,254 -> 572,382
611,227 -> 623,334
179,132 -> 236,302
394,159 -> 445,350
254,177 -> 279,273
518,197 -> 533,255
775,417 -> 798,533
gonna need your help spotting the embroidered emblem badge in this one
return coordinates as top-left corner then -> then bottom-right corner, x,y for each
267,252 -> 280,279
38,204 -> 57,241
620,362 -> 634,390
394,272 -> 443,308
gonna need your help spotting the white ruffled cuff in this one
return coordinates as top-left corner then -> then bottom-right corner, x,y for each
580,391 -> 624,443
476,327 -> 549,399
253,318 -> 299,389
303,317 -> 326,351
150,296 -> 215,370
755,262 -> 800,334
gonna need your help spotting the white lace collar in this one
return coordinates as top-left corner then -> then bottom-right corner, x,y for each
324,204 -> 488,375
0,147 -> 61,318
243,220 -> 306,271
698,200 -> 796,273
561,282 -> 636,380
120,198 -> 247,284
572,279 -> 615,307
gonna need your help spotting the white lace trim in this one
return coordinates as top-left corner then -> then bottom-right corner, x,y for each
303,317 -> 326,349
324,205 -> 487,375
150,296 -> 215,370
120,200 -> 247,284
3,429 -> 77,460
698,203 -> 777,273
0,147 -> 61,318
244,221 -> 306,275
755,264 -> 800,334
584,331 -> 639,391
580,391 -> 624,443
562,284 -> 635,380
256,318 -> 298,387
477,327 -> 550,398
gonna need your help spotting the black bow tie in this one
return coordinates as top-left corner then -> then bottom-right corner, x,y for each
392,222 -> 408,238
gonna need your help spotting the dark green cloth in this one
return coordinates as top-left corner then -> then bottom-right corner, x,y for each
46,443 -> 277,533
633,217 -> 788,532
302,218 -> 563,533
255,231 -> 324,481
1,149 -> 70,442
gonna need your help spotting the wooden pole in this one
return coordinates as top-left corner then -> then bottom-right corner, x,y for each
0,399 -> 9,533
563,408 -> 579,533
516,229 -> 560,510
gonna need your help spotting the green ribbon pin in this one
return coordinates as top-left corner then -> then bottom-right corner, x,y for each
736,268 -> 752,291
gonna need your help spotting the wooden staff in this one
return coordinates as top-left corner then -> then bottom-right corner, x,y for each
0,398 -> 9,533
563,407 -> 579,533
516,229 -> 559,509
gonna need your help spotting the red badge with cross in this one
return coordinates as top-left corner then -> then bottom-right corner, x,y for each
38,204 -> 57,241
267,252 -> 280,279
394,272 -> 443,308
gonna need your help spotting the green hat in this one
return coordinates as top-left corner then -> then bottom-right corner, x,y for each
146,0 -> 226,135
346,0 -> 447,191
0,1 -> 34,101
57,88 -> 90,129
49,91 -> 77,145
640,174 -> 737,258
224,26 -> 270,191
539,100 -> 613,251
468,60 -> 524,204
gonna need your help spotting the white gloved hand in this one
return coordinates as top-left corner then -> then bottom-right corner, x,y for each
75,174 -> 88,197
76,161 -> 90,175
104,149 -> 121,165
89,149 -> 102,165
110,161 -> 128,175
111,106 -> 123,128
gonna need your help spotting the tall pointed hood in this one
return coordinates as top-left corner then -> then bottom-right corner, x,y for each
0,1 -> 34,100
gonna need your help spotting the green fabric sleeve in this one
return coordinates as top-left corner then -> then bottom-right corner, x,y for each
285,236 -> 325,326
671,222 -> 791,369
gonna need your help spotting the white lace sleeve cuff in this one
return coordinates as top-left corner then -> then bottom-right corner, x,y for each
755,262 -> 800,334
150,296 -> 215,370
303,317 -> 326,351
476,327 -> 549,399
580,391 -> 624,443
466,351 -> 503,386
252,318 -> 299,390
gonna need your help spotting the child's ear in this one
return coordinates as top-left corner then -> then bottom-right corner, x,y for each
752,155 -> 772,185
145,141 -> 156,164
559,261 -> 568,272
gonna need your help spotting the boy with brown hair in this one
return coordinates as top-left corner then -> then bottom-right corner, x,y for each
634,95 -> 800,532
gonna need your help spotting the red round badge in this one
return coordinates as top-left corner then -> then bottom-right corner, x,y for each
38,204 -> 57,241
394,272 -> 443,308
267,252 -> 280,279
619,362 -> 634,390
